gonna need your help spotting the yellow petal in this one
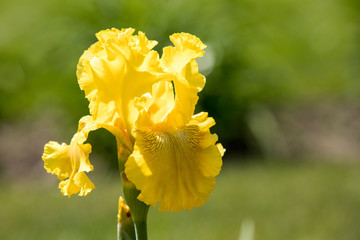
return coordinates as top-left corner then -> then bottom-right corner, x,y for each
129,31 -> 158,54
76,28 -> 165,133
165,80 -> 199,126
161,33 -> 206,74
74,115 -> 133,169
217,143 -> 226,157
183,60 -> 206,92
189,112 -> 215,131
134,81 -> 175,128
59,171 -> 95,197
75,115 -> 133,157
42,140 -> 95,197
125,120 -> 223,212
96,28 -> 135,43
59,179 -> 80,197
42,114 -> 134,197
160,33 -> 207,125
170,32 -> 206,59
73,171 -> 96,196
42,141 -> 72,180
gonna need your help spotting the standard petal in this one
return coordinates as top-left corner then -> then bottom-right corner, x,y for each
165,80 -> 199,126
134,81 -> 175,129
183,60 -> 206,92
161,33 -> 206,74
160,33 -> 207,125
96,28 -> 135,43
76,28 -> 165,133
129,31 -> 158,54
170,32 -> 206,59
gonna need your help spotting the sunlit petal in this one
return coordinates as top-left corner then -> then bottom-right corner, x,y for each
125,121 -> 222,211
77,28 -> 165,133
42,140 -> 95,197
160,33 -> 207,125
42,141 -> 72,181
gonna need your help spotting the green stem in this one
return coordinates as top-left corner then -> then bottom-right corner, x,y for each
121,172 -> 150,240
134,220 -> 148,240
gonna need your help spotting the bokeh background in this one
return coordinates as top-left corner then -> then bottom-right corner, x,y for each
1,0 -> 360,239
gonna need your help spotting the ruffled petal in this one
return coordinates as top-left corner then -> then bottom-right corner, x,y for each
59,171 -> 95,197
42,141 -> 72,180
170,33 -> 206,59
134,81 -> 175,128
42,114 -> 134,197
42,140 -> 95,197
161,33 -> 206,74
76,28 -> 165,132
129,31 -> 158,54
125,117 -> 223,211
96,28 -> 135,43
160,33 -> 207,125
184,60 -> 206,92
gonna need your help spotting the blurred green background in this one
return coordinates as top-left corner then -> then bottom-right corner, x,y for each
1,0 -> 360,239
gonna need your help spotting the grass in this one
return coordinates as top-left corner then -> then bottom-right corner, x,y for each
1,160 -> 360,240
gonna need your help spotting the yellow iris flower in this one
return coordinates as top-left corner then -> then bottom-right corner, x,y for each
42,28 -> 225,211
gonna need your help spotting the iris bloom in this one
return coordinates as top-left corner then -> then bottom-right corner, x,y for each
42,28 -> 224,212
